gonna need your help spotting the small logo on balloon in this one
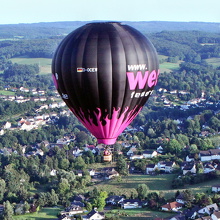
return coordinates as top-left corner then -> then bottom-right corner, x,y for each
62,93 -> 69,99
77,67 -> 98,72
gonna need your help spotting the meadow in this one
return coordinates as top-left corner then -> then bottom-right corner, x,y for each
89,173 -> 220,199
205,57 -> 220,68
0,90 -> 15,95
13,207 -> 63,220
10,57 -> 52,75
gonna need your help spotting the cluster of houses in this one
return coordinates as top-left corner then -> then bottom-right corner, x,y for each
1,86 -> 49,103
163,201 -> 220,220
59,191 -> 220,220
59,195 -> 105,220
124,142 -> 220,176
0,107 -> 68,134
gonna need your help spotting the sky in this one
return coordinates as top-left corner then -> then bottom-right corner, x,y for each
0,0 -> 220,25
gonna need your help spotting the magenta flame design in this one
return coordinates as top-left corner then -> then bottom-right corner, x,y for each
70,106 -> 142,145
52,74 -> 58,89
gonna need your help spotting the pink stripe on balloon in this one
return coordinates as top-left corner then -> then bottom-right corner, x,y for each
52,74 -> 58,89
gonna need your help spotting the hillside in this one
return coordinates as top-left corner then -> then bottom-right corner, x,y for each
0,21 -> 219,39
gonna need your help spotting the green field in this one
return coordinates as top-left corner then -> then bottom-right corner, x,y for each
0,90 -> 15,96
159,61 -> 182,73
108,208 -> 175,220
205,57 -> 220,68
14,207 -> 62,220
10,57 -> 52,75
90,174 -> 220,199
158,54 -> 182,73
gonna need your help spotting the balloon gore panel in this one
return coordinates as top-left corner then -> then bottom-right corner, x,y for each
52,22 -> 159,145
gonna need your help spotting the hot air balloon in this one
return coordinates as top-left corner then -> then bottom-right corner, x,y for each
52,22 -> 159,145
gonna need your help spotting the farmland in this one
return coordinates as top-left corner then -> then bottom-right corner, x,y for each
10,57 -> 52,75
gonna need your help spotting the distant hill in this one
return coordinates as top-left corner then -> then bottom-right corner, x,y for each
0,21 -> 219,39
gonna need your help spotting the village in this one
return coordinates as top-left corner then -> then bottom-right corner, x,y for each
0,85 -> 219,220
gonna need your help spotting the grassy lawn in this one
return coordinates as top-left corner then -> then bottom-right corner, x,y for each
205,57 -> 220,68
10,57 -> 52,75
89,174 -> 176,198
107,208 -> 175,220
14,207 -> 63,220
0,90 -> 15,95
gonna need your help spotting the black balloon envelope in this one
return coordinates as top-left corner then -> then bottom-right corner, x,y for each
52,22 -> 159,145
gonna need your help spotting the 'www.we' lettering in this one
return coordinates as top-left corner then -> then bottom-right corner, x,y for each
126,70 -> 159,90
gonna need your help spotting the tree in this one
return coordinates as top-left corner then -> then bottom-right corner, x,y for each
115,156 -> 128,175
23,201 -> 30,213
3,201 -> 14,220
136,184 -> 149,200
0,179 -> 6,201
73,156 -> 86,170
49,189 -> 59,206
92,190 -> 108,211
165,139 -> 183,154
57,178 -> 70,198
85,202 -> 92,212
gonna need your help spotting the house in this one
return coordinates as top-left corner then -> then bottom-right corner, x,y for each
105,170 -> 119,179
143,150 -> 158,158
203,162 -> 216,173
169,214 -> 185,220
83,209 -> 105,220
186,154 -> 195,162
59,214 -> 71,220
157,161 -> 176,173
76,170 -> 83,177
60,204 -> 84,216
71,201 -> 85,208
211,211 -> 220,220
100,167 -> 119,179
198,203 -> 219,215
175,193 -> 186,204
3,122 -> 11,130
169,213 -> 186,220
181,206 -> 200,219
212,185 -> 220,193
71,147 -> 83,157
130,154 -> 144,160
157,146 -> 164,153
84,145 -> 99,154
146,164 -> 157,174
50,169 -> 57,176
161,202 -> 183,212
57,137 -> 71,145
121,199 -> 143,209
88,169 -> 96,176
72,195 -> 85,203
106,195 -> 124,205
195,217 -> 212,220
126,147 -> 137,156
182,162 -> 196,175
200,149 -> 220,161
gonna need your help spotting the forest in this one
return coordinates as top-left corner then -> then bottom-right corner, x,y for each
0,22 -> 219,219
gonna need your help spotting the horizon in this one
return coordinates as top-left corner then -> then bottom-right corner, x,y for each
1,20 -> 220,26
0,0 -> 219,25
